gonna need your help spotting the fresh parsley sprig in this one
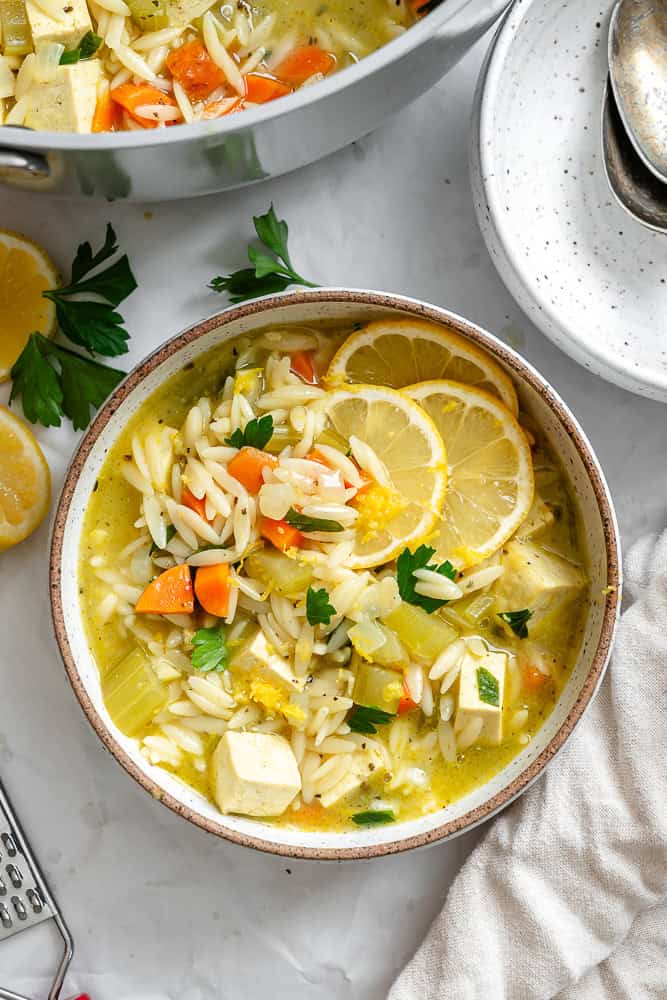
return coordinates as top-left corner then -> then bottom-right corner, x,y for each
351,810 -> 396,826
10,333 -> 125,431
497,609 -> 533,639
348,705 -> 394,735
43,223 -> 136,357
9,224 -> 137,430
191,626 -> 228,673
285,508 -> 344,534
209,206 -> 316,304
477,666 -> 500,707
396,545 -> 457,614
60,30 -> 102,64
306,587 -> 337,626
225,415 -> 273,450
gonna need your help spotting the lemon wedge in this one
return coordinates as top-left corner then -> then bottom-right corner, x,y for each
322,385 -> 447,568
0,230 -> 58,383
326,319 -> 518,415
403,380 -> 533,570
0,405 -> 51,552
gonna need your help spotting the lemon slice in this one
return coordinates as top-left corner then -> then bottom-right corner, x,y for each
322,385 -> 447,568
326,319 -> 518,415
0,230 -> 58,383
403,381 -> 533,570
0,405 -> 51,552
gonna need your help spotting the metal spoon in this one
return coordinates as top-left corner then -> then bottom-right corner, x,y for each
602,77 -> 667,232
608,0 -> 667,183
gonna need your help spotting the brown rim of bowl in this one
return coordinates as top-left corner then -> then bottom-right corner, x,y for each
49,288 -> 621,861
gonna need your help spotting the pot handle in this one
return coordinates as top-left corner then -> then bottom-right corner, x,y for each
0,147 -> 50,179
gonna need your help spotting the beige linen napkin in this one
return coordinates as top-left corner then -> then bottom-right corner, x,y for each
389,531 -> 667,1000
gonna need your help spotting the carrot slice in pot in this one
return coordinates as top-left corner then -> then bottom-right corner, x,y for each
135,564 -> 194,614
195,563 -> 232,617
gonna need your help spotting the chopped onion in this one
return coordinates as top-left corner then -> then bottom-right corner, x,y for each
33,42 -> 65,84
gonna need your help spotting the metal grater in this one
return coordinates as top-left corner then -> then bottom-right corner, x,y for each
0,778 -> 74,1000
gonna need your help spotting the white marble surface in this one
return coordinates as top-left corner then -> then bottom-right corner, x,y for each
1,30 -> 666,1000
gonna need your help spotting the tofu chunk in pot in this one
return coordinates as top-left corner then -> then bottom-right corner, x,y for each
26,0 -> 92,49
494,540 -> 586,637
456,648 -> 507,746
212,731 -> 301,817
24,61 -> 100,133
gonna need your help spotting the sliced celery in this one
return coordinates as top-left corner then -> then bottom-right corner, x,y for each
353,662 -> 402,714
0,0 -> 32,56
263,424 -> 348,456
102,648 -> 168,738
368,623 -> 408,668
127,0 -> 169,31
244,548 -> 314,598
384,602 -> 457,662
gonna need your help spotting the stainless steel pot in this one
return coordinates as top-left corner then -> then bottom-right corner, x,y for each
0,0 -> 509,200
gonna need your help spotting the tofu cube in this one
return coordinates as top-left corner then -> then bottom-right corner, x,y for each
26,0 -> 92,49
494,540 -> 586,637
456,648 -> 507,745
24,61 -> 99,133
212,731 -> 301,817
237,630 -> 304,693
165,0 -> 217,26
319,745 -> 385,808
516,496 -> 555,540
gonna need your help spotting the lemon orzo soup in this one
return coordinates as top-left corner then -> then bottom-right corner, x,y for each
79,319 -> 589,832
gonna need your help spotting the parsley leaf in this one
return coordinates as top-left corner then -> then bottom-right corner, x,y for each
284,507 -> 344,534
43,223 -> 137,357
225,414 -> 273,450
498,609 -> 533,639
149,524 -> 176,556
352,810 -> 396,826
209,205 -> 317,304
396,545 -> 457,614
9,333 -> 125,431
191,626 -> 228,673
306,587 -> 336,626
477,666 -> 500,707
348,705 -> 394,734
60,30 -> 102,64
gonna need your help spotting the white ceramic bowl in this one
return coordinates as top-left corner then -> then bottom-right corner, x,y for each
50,289 -> 621,860
470,0 -> 667,401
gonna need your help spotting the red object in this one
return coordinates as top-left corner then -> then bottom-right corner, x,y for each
397,680 -> 418,715
245,73 -> 291,103
195,563 -> 232,617
135,564 -> 194,614
259,516 -> 304,552
111,83 -> 178,129
274,45 -> 336,86
290,350 -> 318,384
166,39 -> 227,100
92,91 -> 122,132
523,664 -> 549,690
181,485 -> 209,521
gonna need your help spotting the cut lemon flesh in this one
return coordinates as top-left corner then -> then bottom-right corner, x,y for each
326,319 -> 518,415
322,385 -> 447,568
403,380 -> 533,570
0,230 -> 58,382
0,405 -> 51,552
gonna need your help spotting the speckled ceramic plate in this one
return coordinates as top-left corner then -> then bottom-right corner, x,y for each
470,0 -> 667,402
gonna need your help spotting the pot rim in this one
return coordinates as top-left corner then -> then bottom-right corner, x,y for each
0,0 -> 509,152
50,287 -> 622,860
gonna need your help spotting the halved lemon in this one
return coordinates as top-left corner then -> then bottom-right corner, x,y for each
0,405 -> 51,552
326,319 -> 518,415
0,230 -> 58,382
403,380 -> 533,570
322,385 -> 447,568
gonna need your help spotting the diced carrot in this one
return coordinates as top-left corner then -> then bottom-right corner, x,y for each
227,446 -> 277,494
135,564 -> 194,614
244,73 -> 291,103
524,664 -> 549,691
290,350 -> 318,384
92,90 -> 122,132
397,680 -> 418,715
166,39 -> 227,101
194,563 -> 232,617
181,486 -> 209,522
274,45 -> 336,86
201,97 -> 243,119
111,83 -> 179,129
259,516 -> 303,552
